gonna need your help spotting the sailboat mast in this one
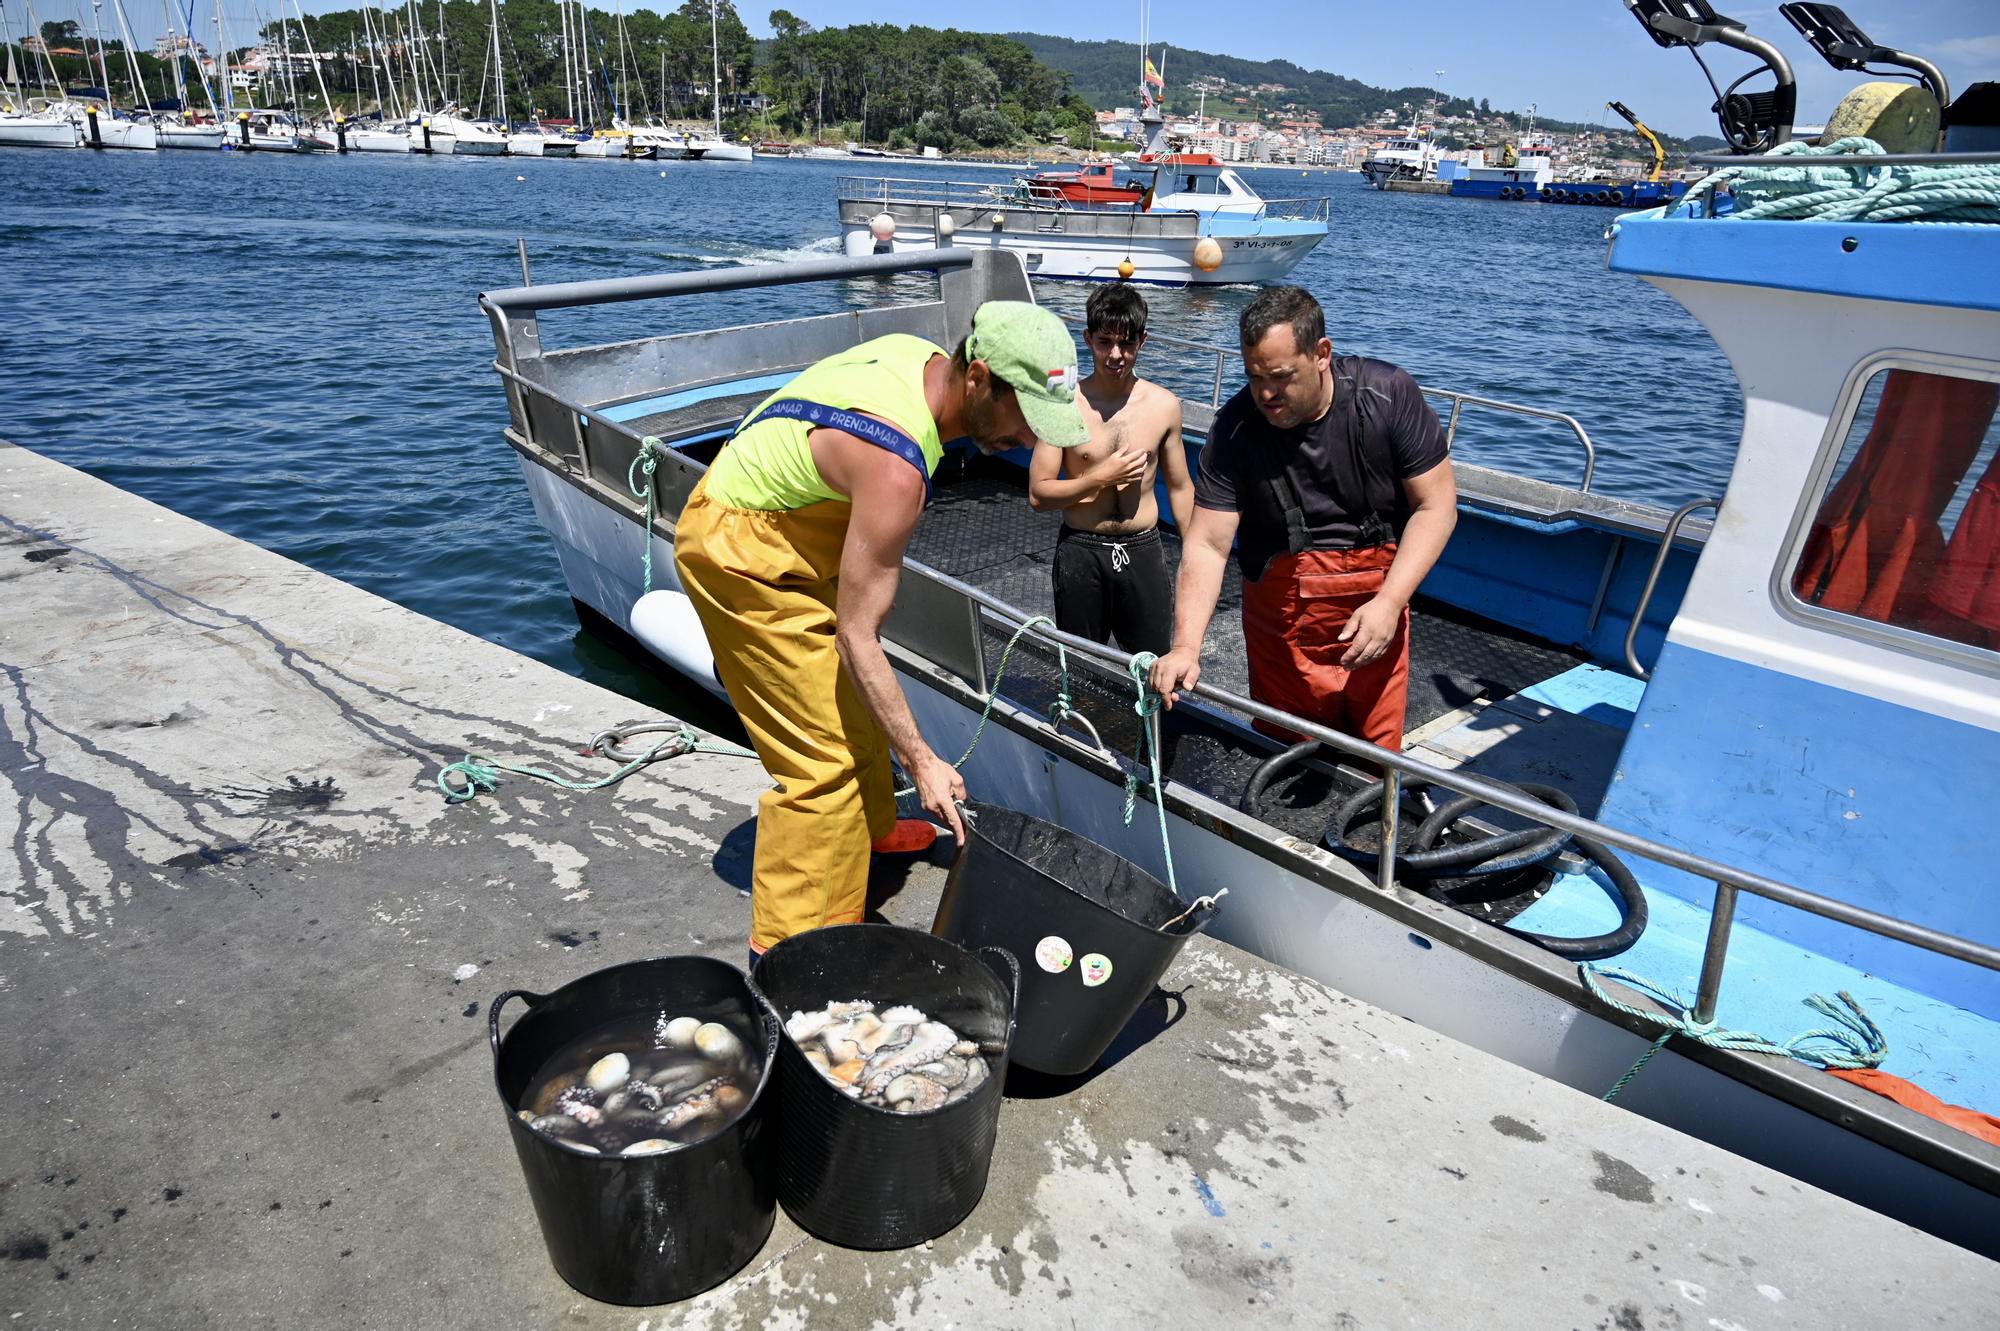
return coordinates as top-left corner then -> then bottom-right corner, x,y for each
488,0 -> 504,125
292,0 -> 333,115
213,0 -> 232,115
109,0 -> 151,108
709,0 -> 720,139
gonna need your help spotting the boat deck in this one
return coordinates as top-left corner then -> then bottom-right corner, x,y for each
5,438 -> 1994,1326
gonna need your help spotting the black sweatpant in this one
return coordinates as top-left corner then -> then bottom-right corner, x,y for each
1051,525 -> 1172,656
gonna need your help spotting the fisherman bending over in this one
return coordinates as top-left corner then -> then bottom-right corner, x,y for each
1150,286 -> 1457,750
674,305 -> 1090,961
1028,285 -> 1194,655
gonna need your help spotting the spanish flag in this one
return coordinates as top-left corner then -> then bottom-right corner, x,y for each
1144,59 -> 1164,89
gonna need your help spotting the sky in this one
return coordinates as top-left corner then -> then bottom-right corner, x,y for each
32,0 -> 2000,139
752,0 -> 2000,140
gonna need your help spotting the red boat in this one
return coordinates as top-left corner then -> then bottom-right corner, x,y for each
1023,161 -> 1147,206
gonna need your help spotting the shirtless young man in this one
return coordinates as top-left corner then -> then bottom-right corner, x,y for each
1028,285 -> 1194,656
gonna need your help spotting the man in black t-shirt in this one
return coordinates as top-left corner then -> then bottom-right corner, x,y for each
1148,287 -> 1458,751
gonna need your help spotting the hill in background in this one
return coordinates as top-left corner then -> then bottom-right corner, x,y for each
1006,31 -> 1704,154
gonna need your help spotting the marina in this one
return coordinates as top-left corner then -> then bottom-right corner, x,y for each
3,438 -> 1996,1322
5,0 -> 1999,1319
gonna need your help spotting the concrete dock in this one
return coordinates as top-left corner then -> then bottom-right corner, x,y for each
3,437 -> 1994,1329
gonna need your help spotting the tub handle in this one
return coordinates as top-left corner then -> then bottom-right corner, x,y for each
488,987 -> 548,1061
976,945 -> 1021,1010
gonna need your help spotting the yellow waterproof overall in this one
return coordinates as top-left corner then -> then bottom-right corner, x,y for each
671,335 -> 944,951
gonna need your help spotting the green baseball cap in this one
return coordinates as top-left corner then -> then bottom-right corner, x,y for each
965,301 -> 1090,448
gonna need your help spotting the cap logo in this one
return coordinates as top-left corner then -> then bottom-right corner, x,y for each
1046,366 -> 1078,395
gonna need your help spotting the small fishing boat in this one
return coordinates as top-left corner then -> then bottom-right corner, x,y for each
479,3 -> 2000,1259
837,148 -> 1328,286
1023,160 -> 1147,206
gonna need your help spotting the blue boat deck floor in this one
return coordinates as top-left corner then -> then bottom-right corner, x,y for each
1426,666 -> 2000,1119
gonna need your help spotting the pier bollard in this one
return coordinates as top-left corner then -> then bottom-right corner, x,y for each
335,115 -> 347,153
422,120 -> 433,153
238,112 -> 251,148
86,106 -> 102,148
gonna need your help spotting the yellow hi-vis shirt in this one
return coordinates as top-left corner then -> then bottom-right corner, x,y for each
701,334 -> 946,511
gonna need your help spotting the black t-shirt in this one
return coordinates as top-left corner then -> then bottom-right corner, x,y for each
1194,356 -> 1450,580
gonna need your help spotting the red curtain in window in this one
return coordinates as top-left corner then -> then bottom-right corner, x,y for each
1928,451 -> 2000,645
1794,371 -> 2000,628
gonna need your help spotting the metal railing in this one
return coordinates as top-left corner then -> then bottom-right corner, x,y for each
1254,196 -> 1335,224
911,568 -> 2000,1030
1624,497 -> 1719,679
1051,316 -> 1599,490
836,174 -> 1058,213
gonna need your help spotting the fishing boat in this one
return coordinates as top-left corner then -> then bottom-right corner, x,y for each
1442,125 -> 1557,201
478,4 -> 2000,1259
838,101 -> 1328,286
836,149 -> 1328,286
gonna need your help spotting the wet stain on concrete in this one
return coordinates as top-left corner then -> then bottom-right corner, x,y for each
163,1188 -> 183,1202
1602,1301 -> 1646,1331
164,843 -> 253,874
549,930 -> 601,949
1490,1114 -> 1547,1142
6,1233 -> 50,1261
95,710 -> 190,732
461,1001 -> 478,1018
1591,1151 -> 1657,1204
23,548 -> 66,563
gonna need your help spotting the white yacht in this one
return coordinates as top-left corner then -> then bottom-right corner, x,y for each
0,98 -> 80,148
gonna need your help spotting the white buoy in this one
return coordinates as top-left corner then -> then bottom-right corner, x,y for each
869,212 -> 896,241
1193,236 -> 1225,272
659,170 -> 667,177
515,174 -> 525,182
938,212 -> 956,238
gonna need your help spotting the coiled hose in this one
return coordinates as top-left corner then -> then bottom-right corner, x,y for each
1241,746 -> 1646,961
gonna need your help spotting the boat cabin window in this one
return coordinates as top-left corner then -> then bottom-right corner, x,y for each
1789,365 -> 2000,655
1177,174 -> 1220,194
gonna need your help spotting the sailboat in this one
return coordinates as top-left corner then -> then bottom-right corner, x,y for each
70,0 -> 158,148
0,0 -> 79,145
684,0 -> 749,161
150,0 -> 224,148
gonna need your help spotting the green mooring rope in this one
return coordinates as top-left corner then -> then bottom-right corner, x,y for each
438,727 -> 759,805
1580,963 -> 1887,1102
629,435 -> 665,598
1122,651 -> 1179,897
1688,136 -> 2000,224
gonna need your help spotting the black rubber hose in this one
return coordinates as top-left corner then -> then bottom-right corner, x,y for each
1496,833 -> 1649,961
1239,740 -> 1325,818
1408,783 -> 1578,878
1323,779 -> 1552,876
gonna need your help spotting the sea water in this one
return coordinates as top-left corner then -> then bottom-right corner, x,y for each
0,152 -> 1737,724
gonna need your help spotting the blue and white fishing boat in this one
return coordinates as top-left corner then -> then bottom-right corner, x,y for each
479,1 -> 2000,1258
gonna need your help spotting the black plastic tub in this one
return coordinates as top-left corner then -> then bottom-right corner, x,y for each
932,802 -> 1217,1076
489,956 -> 780,1306
752,924 -> 1017,1250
